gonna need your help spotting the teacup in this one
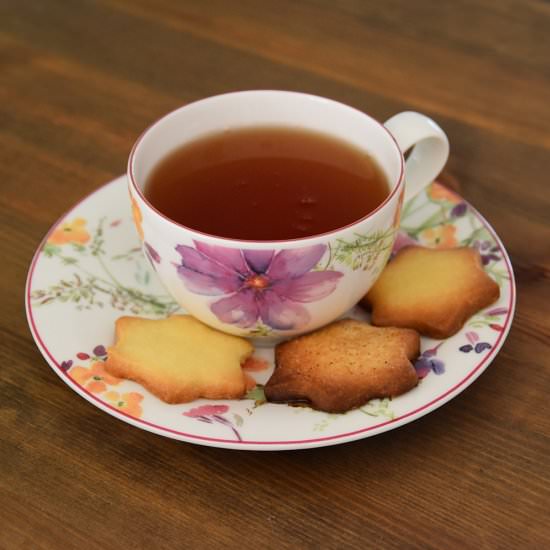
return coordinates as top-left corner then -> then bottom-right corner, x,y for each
128,91 -> 448,340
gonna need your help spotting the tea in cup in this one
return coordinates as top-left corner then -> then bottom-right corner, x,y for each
128,91 -> 448,340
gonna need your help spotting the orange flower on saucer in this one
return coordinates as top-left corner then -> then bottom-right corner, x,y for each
70,361 -> 121,393
48,218 -> 90,245
242,356 -> 270,372
131,196 -> 144,240
104,391 -> 143,418
427,182 -> 461,204
419,224 -> 458,249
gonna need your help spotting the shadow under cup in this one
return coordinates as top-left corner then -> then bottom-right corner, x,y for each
128,91 -> 404,340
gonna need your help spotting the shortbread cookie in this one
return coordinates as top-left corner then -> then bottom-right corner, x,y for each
264,319 -> 419,413
363,246 -> 500,339
105,315 -> 253,403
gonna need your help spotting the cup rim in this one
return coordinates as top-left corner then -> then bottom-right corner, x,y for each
127,90 -> 404,245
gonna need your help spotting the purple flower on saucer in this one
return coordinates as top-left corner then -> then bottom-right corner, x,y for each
414,345 -> 445,378
175,242 -> 342,330
472,240 -> 501,265
450,202 -> 468,218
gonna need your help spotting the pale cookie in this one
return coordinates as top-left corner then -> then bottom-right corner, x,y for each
105,315 -> 253,404
363,246 -> 500,339
264,319 -> 419,413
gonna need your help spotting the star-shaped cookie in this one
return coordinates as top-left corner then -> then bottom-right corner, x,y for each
264,319 -> 420,413
105,315 -> 253,403
363,246 -> 500,339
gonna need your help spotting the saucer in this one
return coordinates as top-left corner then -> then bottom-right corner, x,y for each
25,176 -> 515,450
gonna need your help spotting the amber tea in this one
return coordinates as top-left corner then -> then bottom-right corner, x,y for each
144,126 -> 389,240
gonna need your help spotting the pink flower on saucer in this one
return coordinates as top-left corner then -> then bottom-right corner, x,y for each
175,242 -> 342,330
183,405 -> 229,418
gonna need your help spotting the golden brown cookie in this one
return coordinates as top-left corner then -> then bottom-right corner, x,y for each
264,319 -> 419,413
105,315 -> 253,404
363,246 -> 500,339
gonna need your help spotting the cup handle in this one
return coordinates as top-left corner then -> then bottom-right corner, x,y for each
384,111 -> 449,202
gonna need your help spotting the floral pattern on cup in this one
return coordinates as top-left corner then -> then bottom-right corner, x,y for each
175,242 -> 343,330
131,195 -> 144,240
144,242 -> 161,269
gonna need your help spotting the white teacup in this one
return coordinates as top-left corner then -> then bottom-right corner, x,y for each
128,91 -> 448,340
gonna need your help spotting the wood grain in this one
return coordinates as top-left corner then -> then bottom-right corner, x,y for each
1,1 -> 549,548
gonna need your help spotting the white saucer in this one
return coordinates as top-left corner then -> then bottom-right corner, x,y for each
25,176 -> 515,450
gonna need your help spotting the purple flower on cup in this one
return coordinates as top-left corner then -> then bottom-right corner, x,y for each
175,242 -> 343,330
144,242 -> 161,268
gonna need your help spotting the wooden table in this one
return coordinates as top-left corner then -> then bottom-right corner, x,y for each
2,1 -> 549,548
